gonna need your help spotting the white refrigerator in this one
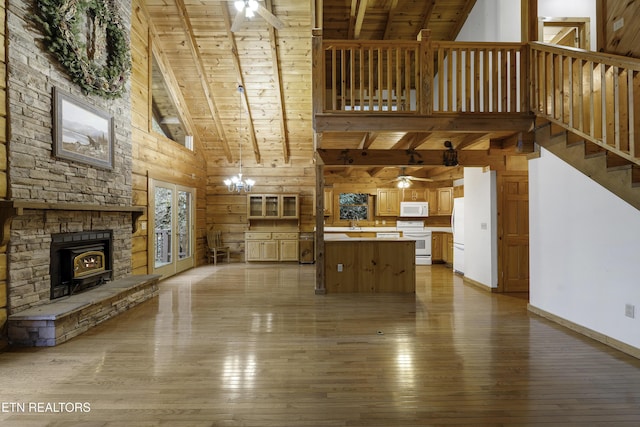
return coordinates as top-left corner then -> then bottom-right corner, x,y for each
452,198 -> 465,274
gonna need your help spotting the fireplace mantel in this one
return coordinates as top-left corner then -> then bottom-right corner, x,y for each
0,200 -> 146,245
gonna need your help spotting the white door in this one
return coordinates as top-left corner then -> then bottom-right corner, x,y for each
151,179 -> 195,278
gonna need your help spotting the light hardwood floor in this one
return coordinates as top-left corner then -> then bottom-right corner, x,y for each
1,264 -> 639,426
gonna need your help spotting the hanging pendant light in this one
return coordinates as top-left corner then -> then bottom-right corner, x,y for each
224,85 -> 255,192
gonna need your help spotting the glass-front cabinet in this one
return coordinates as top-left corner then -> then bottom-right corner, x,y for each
245,194 -> 300,262
281,195 -> 298,218
247,194 -> 299,219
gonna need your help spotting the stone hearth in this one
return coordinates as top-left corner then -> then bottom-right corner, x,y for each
8,275 -> 160,346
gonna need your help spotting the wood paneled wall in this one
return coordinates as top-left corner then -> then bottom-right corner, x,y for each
131,0 -> 208,271
599,0 -> 640,58
206,159 -> 316,260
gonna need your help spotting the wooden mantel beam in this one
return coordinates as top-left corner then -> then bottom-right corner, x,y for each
314,113 -> 536,133
316,148 -> 508,169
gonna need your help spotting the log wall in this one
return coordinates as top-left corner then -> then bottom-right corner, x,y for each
600,0 -> 640,59
130,1 -> 208,272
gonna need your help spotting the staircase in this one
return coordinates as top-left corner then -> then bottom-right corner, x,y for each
533,121 -> 640,211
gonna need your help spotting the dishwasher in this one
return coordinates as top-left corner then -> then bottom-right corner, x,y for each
376,232 -> 401,238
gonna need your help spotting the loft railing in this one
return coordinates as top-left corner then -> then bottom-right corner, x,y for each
530,42 -> 640,165
312,29 -> 640,167
313,30 -> 528,115
431,41 -> 527,113
321,40 -> 421,113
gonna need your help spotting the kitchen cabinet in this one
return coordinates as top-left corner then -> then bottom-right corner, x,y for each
432,233 -> 443,262
432,232 -> 453,264
401,188 -> 428,202
324,238 -> 415,293
376,188 -> 400,216
248,194 -> 299,219
323,189 -> 333,216
245,232 -> 277,261
275,232 -> 299,261
443,233 -> 453,265
429,187 -> 453,216
245,231 -> 299,262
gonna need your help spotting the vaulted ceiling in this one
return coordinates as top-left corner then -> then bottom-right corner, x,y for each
144,0 -> 521,182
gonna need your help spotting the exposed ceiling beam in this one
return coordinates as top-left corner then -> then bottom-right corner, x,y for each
407,132 -> 433,149
172,0 -> 231,161
455,132 -> 490,150
265,0 -> 290,164
417,1 -> 437,39
390,133 -> 415,149
358,132 -> 378,149
314,114 -> 535,133
382,0 -> 399,40
367,167 -> 387,177
348,0 -> 358,39
142,3 -> 210,157
386,133 -> 439,151
222,4 -> 262,164
447,0 -> 478,40
491,131 -> 535,152
353,0 -> 369,39
317,148 -> 508,169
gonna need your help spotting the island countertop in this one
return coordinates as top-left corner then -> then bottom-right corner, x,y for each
323,226 -> 453,233
324,234 -> 414,241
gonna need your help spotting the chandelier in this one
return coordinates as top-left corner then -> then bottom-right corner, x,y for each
224,85 -> 255,192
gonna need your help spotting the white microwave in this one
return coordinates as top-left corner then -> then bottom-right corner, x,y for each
399,202 -> 429,217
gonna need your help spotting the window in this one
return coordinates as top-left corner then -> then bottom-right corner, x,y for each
339,193 -> 369,221
151,55 -> 191,149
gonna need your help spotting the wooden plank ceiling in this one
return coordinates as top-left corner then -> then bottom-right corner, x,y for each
145,0 -> 521,182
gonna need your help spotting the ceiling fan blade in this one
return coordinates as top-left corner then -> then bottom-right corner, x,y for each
409,176 -> 434,182
231,10 -> 246,32
255,4 -> 285,29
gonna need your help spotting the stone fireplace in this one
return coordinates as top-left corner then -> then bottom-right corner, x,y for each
1,0 -> 148,348
7,210 -> 134,313
50,230 -> 114,299
6,209 -> 159,347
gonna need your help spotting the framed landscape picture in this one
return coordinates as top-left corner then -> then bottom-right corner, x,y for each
53,87 -> 114,170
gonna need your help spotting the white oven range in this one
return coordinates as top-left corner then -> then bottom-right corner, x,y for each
396,220 -> 432,265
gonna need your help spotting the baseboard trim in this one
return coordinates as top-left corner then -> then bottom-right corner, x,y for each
462,276 -> 496,293
528,304 -> 640,360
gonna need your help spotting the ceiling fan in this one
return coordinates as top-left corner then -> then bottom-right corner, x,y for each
387,167 -> 433,188
231,0 -> 285,32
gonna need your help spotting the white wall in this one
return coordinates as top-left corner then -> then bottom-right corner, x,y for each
456,0 -> 597,48
456,0 -> 521,42
529,148 -> 640,349
538,0 -> 597,50
463,167 -> 499,288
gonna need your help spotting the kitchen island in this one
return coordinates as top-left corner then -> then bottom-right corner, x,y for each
324,236 -> 415,293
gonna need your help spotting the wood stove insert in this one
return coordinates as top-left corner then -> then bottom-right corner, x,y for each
50,230 -> 113,299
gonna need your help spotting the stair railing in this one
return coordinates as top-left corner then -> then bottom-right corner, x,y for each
530,42 -> 640,166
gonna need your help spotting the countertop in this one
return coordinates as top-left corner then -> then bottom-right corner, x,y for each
324,236 -> 415,242
323,226 -> 453,233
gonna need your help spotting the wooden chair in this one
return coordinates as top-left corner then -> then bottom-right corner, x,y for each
206,230 -> 230,265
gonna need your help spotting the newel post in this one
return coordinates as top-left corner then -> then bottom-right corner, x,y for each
418,29 -> 433,115
312,28 -> 324,119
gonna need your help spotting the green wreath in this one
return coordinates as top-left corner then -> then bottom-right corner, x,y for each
33,0 -> 131,98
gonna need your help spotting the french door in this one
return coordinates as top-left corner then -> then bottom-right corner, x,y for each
150,179 -> 195,278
